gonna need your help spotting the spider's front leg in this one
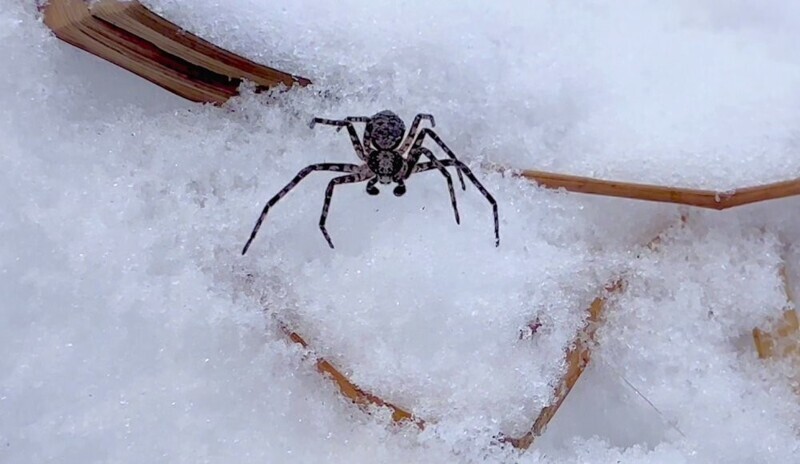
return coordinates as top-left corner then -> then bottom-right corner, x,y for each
337,116 -> 371,128
411,128 -> 467,191
309,117 -> 367,161
403,147 -> 460,224
333,116 -> 373,150
241,162 -> 361,255
398,113 -> 436,153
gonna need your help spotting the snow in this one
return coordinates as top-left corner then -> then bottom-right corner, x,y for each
2,1 -> 800,463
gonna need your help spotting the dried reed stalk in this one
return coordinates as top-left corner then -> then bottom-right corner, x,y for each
280,323 -> 419,424
496,166 -> 800,211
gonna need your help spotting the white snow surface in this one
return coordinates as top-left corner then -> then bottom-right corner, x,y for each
2,1 -> 800,463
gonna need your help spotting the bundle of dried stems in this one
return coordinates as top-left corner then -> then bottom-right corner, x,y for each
41,0 -> 309,104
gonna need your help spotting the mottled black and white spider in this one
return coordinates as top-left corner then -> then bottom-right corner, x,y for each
241,110 -> 499,254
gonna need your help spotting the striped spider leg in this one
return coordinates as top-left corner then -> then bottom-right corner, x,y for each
309,118 -> 367,161
241,163 -> 370,254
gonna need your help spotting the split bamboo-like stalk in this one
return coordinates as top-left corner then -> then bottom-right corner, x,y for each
41,0 -> 309,105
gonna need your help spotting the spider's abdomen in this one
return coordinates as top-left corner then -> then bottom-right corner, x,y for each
367,150 -> 405,178
368,111 -> 406,150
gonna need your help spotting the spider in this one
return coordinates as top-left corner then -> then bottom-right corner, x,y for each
241,110 -> 499,254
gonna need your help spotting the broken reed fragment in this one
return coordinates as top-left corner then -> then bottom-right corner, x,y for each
752,262 -> 800,399
754,310 -> 800,359
752,264 -> 800,396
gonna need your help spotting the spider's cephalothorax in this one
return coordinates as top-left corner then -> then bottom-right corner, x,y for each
241,110 -> 499,254
367,150 -> 405,184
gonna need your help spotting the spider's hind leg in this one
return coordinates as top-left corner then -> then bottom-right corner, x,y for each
241,162 -> 361,255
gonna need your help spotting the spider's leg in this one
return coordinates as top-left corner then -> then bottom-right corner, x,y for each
411,128 -> 467,191
365,177 -> 380,195
309,118 -> 367,161
242,163 -> 361,255
413,159 -> 499,246
334,117 -> 372,136
341,116 -> 371,126
319,171 -> 373,248
404,147 -> 460,224
398,113 -> 435,153
393,180 -> 406,197
339,117 -> 372,145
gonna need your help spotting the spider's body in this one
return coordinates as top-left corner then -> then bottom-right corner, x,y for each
241,110 -> 499,254
364,111 -> 408,185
